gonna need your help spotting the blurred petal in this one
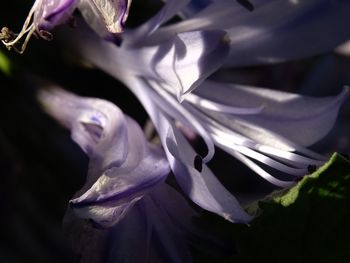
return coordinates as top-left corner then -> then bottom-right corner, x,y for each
70,119 -> 170,227
150,0 -> 271,42
174,0 -> 212,17
64,183 -> 198,263
226,0 -> 350,66
38,87 -> 170,227
38,87 -> 128,168
336,40 -> 350,57
154,0 -> 350,65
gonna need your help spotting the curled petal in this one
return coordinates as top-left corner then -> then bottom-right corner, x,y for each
35,0 -> 77,31
38,87 -> 170,227
71,118 -> 169,227
70,119 -> 170,227
146,30 -> 231,100
38,87 -> 128,169
149,30 -> 230,100
79,0 -> 132,36
74,24 -> 230,100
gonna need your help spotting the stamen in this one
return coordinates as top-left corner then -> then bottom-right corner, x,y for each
148,80 -> 216,163
213,132 -> 307,176
1,0 -> 45,53
255,145 -> 324,166
231,151 -> 295,188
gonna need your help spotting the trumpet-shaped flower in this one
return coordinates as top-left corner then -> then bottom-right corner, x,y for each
38,87 -> 170,227
3,0 -> 350,241
3,1 -> 350,262
39,87 -> 214,262
55,0 -> 349,222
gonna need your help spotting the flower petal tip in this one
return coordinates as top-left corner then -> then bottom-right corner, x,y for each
222,211 -> 253,224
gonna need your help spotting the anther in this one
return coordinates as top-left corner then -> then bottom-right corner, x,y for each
0,27 -> 15,42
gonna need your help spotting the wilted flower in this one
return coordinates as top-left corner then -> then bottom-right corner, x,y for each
0,0 -> 132,53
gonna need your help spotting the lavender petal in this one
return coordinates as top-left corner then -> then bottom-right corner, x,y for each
195,81 -> 349,147
35,0 -> 77,30
74,24 -> 230,100
124,76 -> 252,223
79,0 -> 132,34
39,88 -> 170,227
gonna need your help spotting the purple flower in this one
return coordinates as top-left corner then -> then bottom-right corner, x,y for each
63,0 -> 349,221
1,0 -> 132,53
38,87 -> 171,227
39,87 -> 205,262
5,0 -> 350,257
65,183 -> 204,262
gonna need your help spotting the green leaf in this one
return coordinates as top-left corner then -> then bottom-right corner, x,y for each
226,153 -> 350,263
194,153 -> 350,263
0,49 -> 11,75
